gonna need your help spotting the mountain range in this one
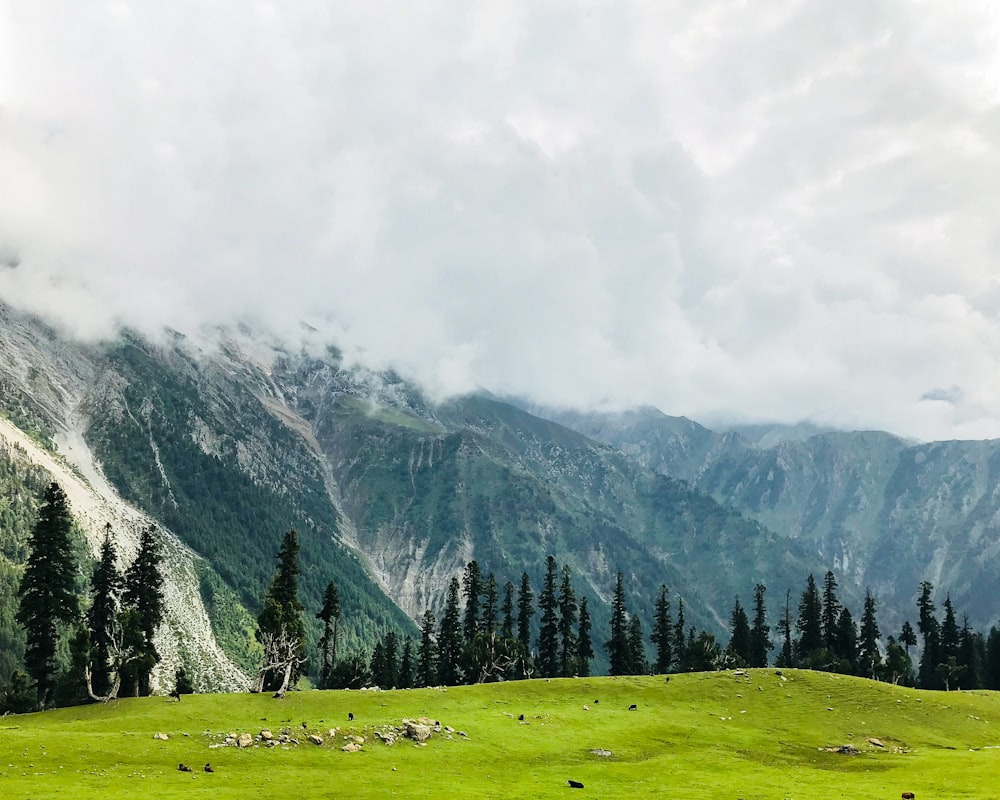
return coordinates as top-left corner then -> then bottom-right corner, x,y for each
1,302 -> 997,690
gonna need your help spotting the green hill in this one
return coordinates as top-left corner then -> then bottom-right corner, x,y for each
2,671 -> 999,799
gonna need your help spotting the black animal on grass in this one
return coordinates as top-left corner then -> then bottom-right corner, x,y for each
168,690 -> 181,701
178,763 -> 192,772
628,704 -> 637,711
348,712 -> 354,721
567,779 -> 584,789
204,764 -> 214,773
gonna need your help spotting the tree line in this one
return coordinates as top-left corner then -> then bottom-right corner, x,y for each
4,483 -> 169,712
8,487 -> 1000,712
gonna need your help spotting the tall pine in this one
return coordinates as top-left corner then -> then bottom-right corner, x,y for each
315,581 -> 341,689
557,564 -> 578,677
605,572 -> 630,676
17,483 -> 80,709
87,524 -> 122,698
650,584 -> 673,673
536,556 -> 559,678
749,583 -> 772,668
255,530 -> 305,693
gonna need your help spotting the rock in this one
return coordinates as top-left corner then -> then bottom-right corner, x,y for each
153,732 -> 169,741
237,733 -> 253,748
350,735 -> 365,744
837,744 -> 859,754
867,737 -> 885,748
404,722 -> 432,743
591,749 -> 612,757
308,734 -> 323,746
374,731 -> 397,746
341,742 -> 361,753
260,729 -> 273,741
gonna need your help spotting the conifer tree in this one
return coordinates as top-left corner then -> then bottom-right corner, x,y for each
557,564 -> 578,677
17,482 -> 80,709
985,627 -> 1000,690
775,590 -> 794,668
516,572 -> 535,679
501,581 -> 515,639
883,636 -> 914,685
417,609 -> 437,687
940,595 -> 960,662
673,597 -> 686,670
255,530 -> 305,694
835,606 -> 857,674
858,590 -> 882,679
899,620 -> 917,654
121,526 -> 166,697
821,570 -> 841,659
398,639 -> 414,689
650,584 -> 673,673
576,596 -> 593,678
316,581 -> 341,689
437,578 -> 464,685
462,561 -> 483,642
482,573 -> 499,635
382,630 -> 399,688
749,583 -> 772,668
916,581 -> 941,688
727,597 -> 751,666
795,574 -> 823,667
88,524 -> 122,697
627,615 -> 647,675
605,572 -> 630,676
536,556 -> 559,678
958,616 -> 983,691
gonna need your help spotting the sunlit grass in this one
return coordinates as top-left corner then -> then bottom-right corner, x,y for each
2,670 -> 999,799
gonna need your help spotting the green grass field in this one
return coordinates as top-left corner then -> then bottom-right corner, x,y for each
1,669 -> 999,799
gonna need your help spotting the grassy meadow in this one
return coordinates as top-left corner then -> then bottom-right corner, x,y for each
1,669 -> 999,799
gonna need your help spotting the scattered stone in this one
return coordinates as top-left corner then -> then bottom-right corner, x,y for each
308,734 -> 323,746
237,733 -> 253,748
403,721 -> 432,743
591,749 -> 612,757
153,733 -> 169,741
867,737 -> 885,748
341,742 -> 361,753
260,729 -> 273,741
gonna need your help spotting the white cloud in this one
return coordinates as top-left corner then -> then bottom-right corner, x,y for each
3,0 -> 1000,441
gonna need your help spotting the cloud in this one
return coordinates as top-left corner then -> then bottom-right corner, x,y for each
3,1 -> 1000,441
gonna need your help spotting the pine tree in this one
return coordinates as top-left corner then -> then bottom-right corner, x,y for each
775,589 -> 794,668
576,596 -> 594,678
417,610 -> 437,688
462,561 -> 483,643
916,581 -> 941,689
536,556 -> 559,678
557,564 -> 578,677
673,597 -> 686,671
516,572 -> 535,679
795,574 -> 823,667
437,578 -> 464,685
398,639 -> 414,689
315,581 -> 341,689
940,595 -> 960,662
17,483 -> 80,709
899,620 -> 917,658
254,530 -> 305,694
958,616 -> 983,690
749,583 -> 772,668
382,630 -> 399,689
857,590 -> 882,680
482,573 -> 499,635
985,627 -> 1000,690
821,570 -> 841,660
605,572 -> 630,676
883,636 -> 914,686
835,606 -> 857,674
727,597 -> 751,666
501,581 -> 515,639
88,524 -> 122,698
650,584 -> 673,673
627,615 -> 647,675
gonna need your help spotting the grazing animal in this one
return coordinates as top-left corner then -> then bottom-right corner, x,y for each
272,691 -> 284,699
168,690 -> 181,701
301,722 -> 308,729
628,704 -> 637,711
178,763 -> 192,773
518,714 -> 524,721
583,705 -> 589,711
901,793 -> 915,800
348,712 -> 354,721
204,764 -> 214,773
594,699 -> 598,704
567,779 -> 585,789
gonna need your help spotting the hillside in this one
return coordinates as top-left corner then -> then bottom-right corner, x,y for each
1,672 -> 999,799
540,404 -> 1000,633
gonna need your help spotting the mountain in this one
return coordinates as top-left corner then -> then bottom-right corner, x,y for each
0,304 -> 826,687
536,404 -> 1000,632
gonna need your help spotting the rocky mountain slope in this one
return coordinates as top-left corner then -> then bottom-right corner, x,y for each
539,405 -> 1000,632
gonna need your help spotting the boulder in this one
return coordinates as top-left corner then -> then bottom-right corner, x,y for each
260,729 -> 273,741
153,732 -> 169,741
341,742 -> 362,753
308,734 -> 323,746
237,733 -> 253,748
404,722 -> 432,743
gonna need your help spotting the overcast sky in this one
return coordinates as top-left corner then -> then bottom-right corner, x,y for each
3,1 -> 1000,441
